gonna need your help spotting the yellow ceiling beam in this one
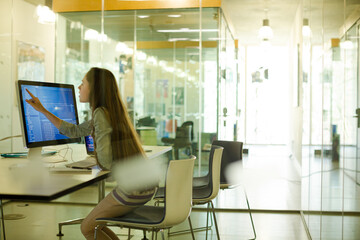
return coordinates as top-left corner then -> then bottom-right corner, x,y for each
53,0 -> 221,13
137,41 -> 217,49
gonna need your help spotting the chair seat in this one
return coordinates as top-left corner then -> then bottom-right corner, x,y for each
193,175 -> 209,188
97,206 -> 165,226
154,185 -> 212,202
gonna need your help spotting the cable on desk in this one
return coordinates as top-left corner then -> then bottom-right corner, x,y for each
0,135 -> 22,142
57,145 -> 73,162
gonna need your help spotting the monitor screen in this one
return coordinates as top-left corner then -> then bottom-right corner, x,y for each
85,135 -> 95,155
17,80 -> 81,148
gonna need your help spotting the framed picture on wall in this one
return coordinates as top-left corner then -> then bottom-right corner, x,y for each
17,41 -> 45,81
173,87 -> 184,105
156,79 -> 168,98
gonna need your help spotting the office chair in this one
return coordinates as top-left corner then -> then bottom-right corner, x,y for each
154,145 -> 224,239
161,121 -> 194,159
212,140 -> 256,240
94,157 -> 196,240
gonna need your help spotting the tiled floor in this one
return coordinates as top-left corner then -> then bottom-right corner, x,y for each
2,200 -> 308,240
1,144 -> 359,239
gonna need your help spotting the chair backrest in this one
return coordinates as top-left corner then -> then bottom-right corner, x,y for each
162,156 -> 195,226
212,140 -> 243,184
181,121 -> 194,141
174,125 -> 192,147
207,145 -> 224,200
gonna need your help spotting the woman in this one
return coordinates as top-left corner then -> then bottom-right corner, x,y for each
26,67 -> 156,240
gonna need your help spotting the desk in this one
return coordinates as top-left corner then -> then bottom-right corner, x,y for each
143,145 -> 172,159
0,144 -> 171,240
137,127 -> 157,145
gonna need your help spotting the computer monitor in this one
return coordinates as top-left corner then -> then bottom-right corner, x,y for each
17,80 -> 81,159
84,135 -> 95,155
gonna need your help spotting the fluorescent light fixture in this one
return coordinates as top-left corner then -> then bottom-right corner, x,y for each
302,18 -> 311,37
164,66 -> 174,73
97,33 -> 108,42
157,28 -> 218,33
179,72 -> 187,78
70,21 -> 82,29
208,37 -> 225,41
124,48 -> 133,55
138,15 -> 149,19
84,29 -> 99,40
258,19 -> 273,39
146,56 -> 157,65
168,14 -> 181,18
36,5 -> 55,24
187,53 -> 199,56
116,42 -> 128,52
136,51 -> 147,61
168,38 -> 189,42
159,60 -> 167,67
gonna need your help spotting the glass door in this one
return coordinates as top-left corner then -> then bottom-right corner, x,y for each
357,22 -> 360,186
218,11 -> 237,141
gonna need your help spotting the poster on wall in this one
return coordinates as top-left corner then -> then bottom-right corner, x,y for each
17,41 -> 45,81
156,79 -> 168,98
173,87 -> 184,105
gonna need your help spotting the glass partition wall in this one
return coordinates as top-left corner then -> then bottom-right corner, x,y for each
302,0 -> 360,238
54,2 -> 236,175
0,0 -> 13,153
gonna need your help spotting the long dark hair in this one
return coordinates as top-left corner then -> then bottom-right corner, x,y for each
86,67 -> 144,163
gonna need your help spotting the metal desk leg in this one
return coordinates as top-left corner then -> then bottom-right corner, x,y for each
57,180 -> 106,236
0,199 -> 6,240
98,180 -> 105,202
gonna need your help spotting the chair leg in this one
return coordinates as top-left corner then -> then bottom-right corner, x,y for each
160,229 -> 165,240
56,217 -> 84,236
205,201 -> 215,239
209,201 -> 220,240
172,148 -> 179,160
188,216 -> 195,240
205,202 -> 210,240
142,229 -> 149,240
94,224 -> 100,240
244,190 -> 257,240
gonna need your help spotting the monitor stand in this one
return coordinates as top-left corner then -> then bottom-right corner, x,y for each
27,147 -> 42,161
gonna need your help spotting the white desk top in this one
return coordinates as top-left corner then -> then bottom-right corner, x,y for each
0,144 -> 171,201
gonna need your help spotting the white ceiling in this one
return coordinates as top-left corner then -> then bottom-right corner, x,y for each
222,0 -> 360,46
27,0 -> 360,47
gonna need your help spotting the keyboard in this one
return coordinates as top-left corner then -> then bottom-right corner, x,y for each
65,156 -> 97,169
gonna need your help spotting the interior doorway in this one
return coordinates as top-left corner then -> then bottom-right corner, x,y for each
245,46 -> 289,145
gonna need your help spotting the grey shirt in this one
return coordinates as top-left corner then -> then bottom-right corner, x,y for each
59,108 -> 113,170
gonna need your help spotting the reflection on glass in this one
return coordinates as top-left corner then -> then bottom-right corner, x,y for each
54,5 -> 236,173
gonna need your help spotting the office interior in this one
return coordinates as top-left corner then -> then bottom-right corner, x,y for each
0,0 -> 359,239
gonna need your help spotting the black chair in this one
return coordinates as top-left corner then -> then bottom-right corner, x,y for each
161,121 -> 194,159
210,140 -> 256,240
181,121 -> 194,141
213,140 -> 243,185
